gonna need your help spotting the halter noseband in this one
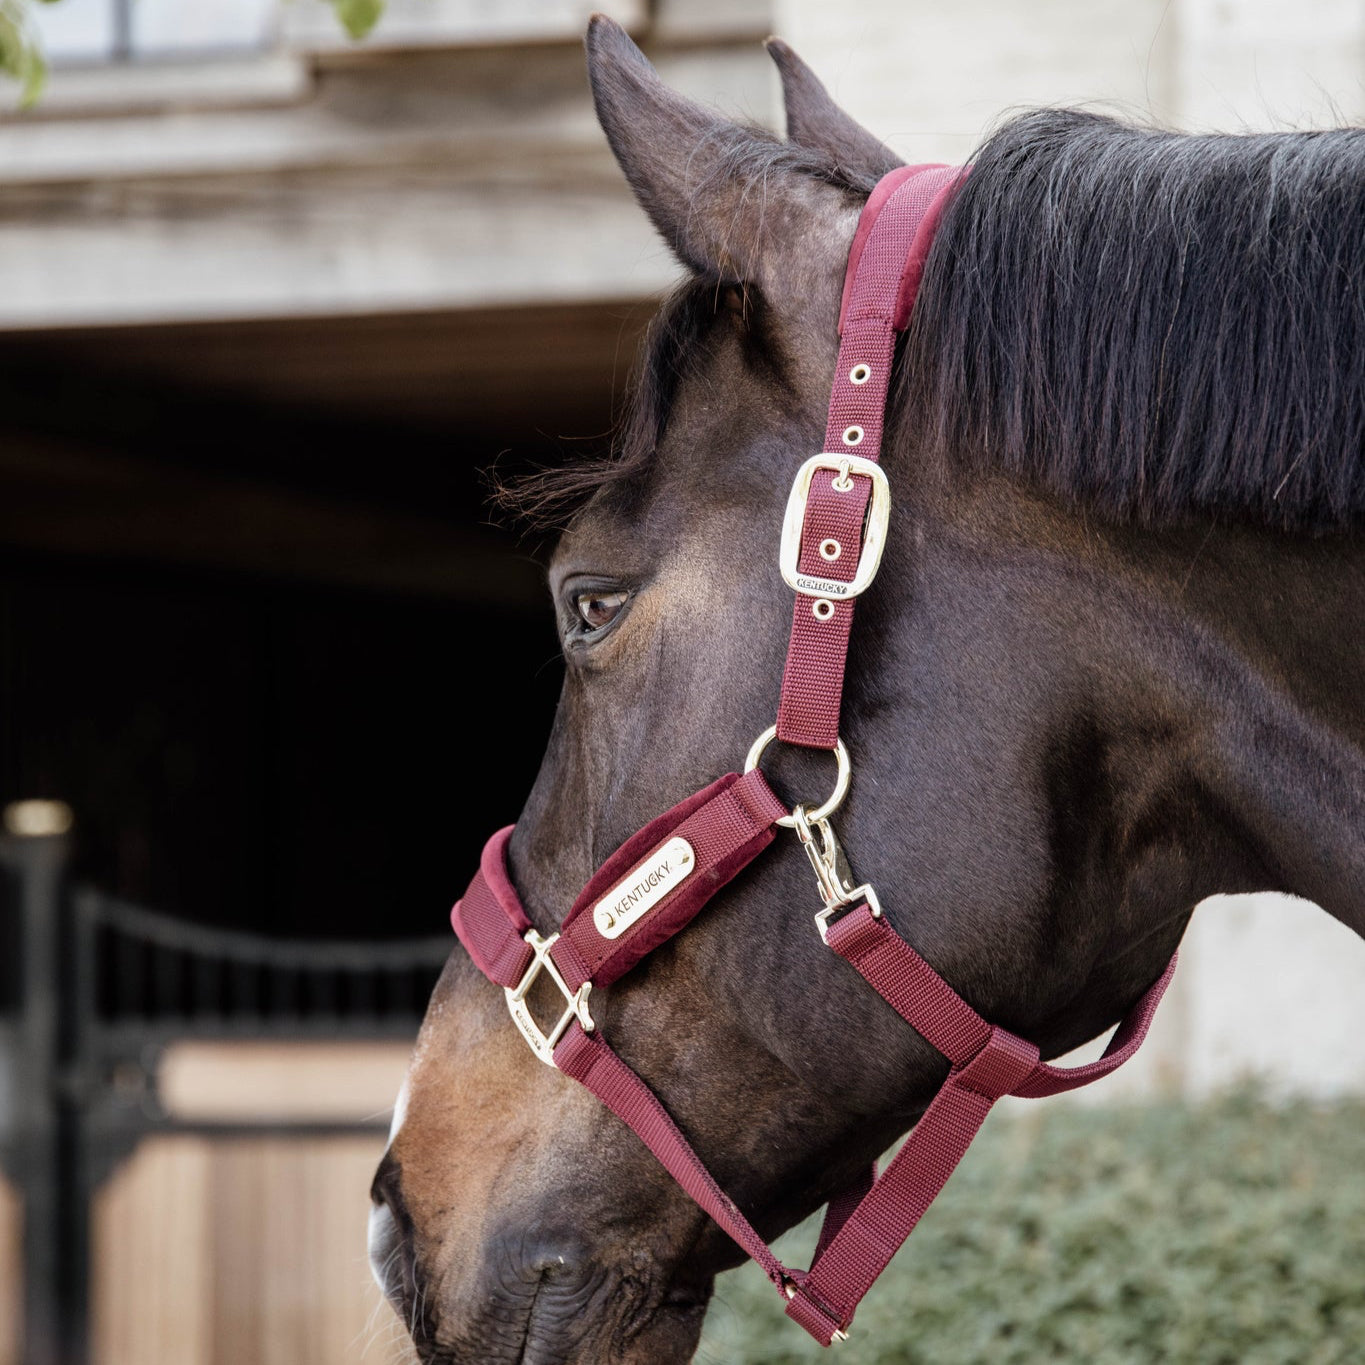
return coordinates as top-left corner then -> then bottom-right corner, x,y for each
450,165 -> 1177,1347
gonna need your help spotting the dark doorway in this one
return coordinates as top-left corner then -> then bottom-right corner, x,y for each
0,301 -> 651,937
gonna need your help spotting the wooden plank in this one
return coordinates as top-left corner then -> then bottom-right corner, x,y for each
0,1174 -> 20,1365
18,54 -> 312,120
92,1135 -> 413,1365
653,0 -> 773,41
0,44 -> 767,187
92,1138 -> 213,1365
157,1041 -> 412,1124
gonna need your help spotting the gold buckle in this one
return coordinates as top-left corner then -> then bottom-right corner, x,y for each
779,454 -> 891,600
791,805 -> 881,944
783,1281 -> 850,1343
504,929 -> 594,1067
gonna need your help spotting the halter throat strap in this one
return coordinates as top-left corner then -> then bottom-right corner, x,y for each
449,165 -> 1179,1347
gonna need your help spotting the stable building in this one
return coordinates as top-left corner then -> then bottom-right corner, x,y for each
0,0 -> 773,938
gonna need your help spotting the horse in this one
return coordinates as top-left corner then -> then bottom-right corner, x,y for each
368,16 -> 1365,1363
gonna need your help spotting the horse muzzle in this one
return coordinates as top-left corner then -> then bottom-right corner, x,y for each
369,1153 -> 710,1365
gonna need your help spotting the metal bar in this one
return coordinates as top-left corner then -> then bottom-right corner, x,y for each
268,963 -> 298,1018
193,952 -> 220,1022
233,958 -> 259,1017
153,944 -> 183,1018
308,966 -> 338,1019
0,864 -> 444,1365
348,964 -> 375,1016
114,925 -> 144,1018
89,893 -> 451,973
112,0 -> 133,62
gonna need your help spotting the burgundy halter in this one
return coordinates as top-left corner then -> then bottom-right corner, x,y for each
451,165 -> 1177,1347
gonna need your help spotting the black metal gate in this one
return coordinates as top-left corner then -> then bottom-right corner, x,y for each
0,822 -> 449,1365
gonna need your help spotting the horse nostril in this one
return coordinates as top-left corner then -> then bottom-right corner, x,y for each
491,1227 -> 596,1291
371,1149 -> 400,1205
539,1248 -> 585,1280
368,1153 -> 410,1305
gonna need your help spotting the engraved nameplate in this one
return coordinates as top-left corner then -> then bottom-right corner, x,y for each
593,836 -> 695,939
793,575 -> 852,597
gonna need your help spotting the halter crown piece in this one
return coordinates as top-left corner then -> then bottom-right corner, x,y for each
451,166 -> 1178,1347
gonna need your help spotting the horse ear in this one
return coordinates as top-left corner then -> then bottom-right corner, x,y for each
585,15 -> 855,289
765,38 -> 903,184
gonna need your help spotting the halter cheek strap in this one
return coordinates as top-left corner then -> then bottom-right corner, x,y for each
449,165 -> 1180,1347
777,163 -> 963,750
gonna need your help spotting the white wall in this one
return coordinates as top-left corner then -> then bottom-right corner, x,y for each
775,0 -> 1365,159
777,0 -> 1365,1101
1177,0 -> 1365,129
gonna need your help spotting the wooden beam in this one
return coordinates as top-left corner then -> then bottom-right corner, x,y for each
155,1041 -> 412,1124
0,300 -> 653,434
0,43 -> 773,330
283,0 -> 648,52
91,1135 -> 411,1365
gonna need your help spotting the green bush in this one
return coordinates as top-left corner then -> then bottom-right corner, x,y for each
699,1091 -> 1365,1365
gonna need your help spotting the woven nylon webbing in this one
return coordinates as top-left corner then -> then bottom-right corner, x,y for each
776,165 -> 962,750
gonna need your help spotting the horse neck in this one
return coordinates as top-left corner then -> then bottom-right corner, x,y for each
918,478 -> 1365,945
1136,520 -> 1365,934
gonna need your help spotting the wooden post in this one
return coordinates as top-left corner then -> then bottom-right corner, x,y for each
2,801 -> 75,1365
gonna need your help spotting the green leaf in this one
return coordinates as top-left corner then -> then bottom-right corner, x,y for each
0,0 -> 47,108
0,0 -> 385,108
329,0 -> 386,41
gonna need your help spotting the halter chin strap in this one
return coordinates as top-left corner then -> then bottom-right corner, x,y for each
450,166 -> 1179,1347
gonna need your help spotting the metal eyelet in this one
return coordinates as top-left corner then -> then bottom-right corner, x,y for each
818,539 -> 842,562
842,425 -> 864,446
811,598 -> 835,621
849,363 -> 871,385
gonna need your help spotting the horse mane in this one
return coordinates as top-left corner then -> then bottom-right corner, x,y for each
905,108 -> 1365,529
501,108 -> 1365,530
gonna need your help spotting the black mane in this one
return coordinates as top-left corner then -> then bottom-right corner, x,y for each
905,108 -> 1365,529
505,108 -> 1365,530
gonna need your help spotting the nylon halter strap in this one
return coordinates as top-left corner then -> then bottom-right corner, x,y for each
450,166 -> 1179,1347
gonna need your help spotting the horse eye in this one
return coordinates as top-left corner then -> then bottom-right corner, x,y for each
573,589 -> 628,633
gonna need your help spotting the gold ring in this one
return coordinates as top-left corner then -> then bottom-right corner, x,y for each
743,725 -> 851,827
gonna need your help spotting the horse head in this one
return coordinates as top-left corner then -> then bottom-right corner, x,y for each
370,17 -> 1365,1363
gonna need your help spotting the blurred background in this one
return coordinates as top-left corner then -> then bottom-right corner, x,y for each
0,2 -> 1362,1363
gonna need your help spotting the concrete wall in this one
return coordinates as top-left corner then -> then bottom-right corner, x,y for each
0,0 -> 781,331
775,0 -> 1365,159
